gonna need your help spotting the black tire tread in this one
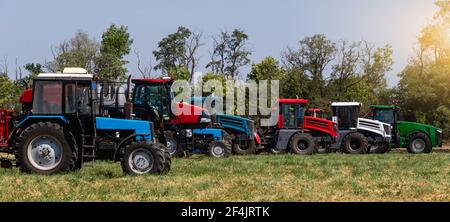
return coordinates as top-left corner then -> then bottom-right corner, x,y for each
14,122 -> 76,174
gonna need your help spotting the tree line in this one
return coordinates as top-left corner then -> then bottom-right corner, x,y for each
0,0 -> 449,139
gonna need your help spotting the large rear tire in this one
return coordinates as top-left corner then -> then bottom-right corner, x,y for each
342,133 -> 369,154
232,139 -> 256,155
290,133 -> 316,155
15,122 -> 76,174
407,132 -> 432,154
121,142 -> 165,175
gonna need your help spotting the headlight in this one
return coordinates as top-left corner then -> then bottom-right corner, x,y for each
200,117 -> 211,123
185,129 -> 193,138
437,129 -> 443,134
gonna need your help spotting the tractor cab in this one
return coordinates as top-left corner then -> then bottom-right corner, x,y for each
277,99 -> 308,129
331,102 -> 361,130
131,78 -> 211,129
367,105 -> 399,127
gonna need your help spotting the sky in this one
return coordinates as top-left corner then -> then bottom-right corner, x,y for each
0,0 -> 437,87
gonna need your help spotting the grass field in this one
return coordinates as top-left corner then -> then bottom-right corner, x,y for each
1,149 -> 450,202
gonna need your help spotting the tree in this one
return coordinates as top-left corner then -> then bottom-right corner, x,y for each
153,26 -> 202,82
282,34 -> 336,99
47,30 -> 99,73
96,24 -> 133,81
396,0 -> 450,139
207,29 -> 252,78
22,63 -> 44,87
248,56 -> 285,81
328,41 -> 393,102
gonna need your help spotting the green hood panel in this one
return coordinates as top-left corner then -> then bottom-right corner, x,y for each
397,121 -> 440,131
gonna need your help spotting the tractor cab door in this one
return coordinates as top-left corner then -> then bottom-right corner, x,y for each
280,103 -> 304,129
132,83 -> 171,128
64,81 -> 96,136
370,108 -> 395,126
332,105 -> 359,130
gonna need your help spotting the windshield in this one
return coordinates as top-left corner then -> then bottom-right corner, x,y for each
133,84 -> 170,118
372,109 -> 394,125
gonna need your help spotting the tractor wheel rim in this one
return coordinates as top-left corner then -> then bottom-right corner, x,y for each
166,139 -> 177,155
27,135 -> 63,171
212,145 -> 224,157
129,148 -> 154,174
297,141 -> 309,150
349,140 -> 361,151
412,139 -> 425,152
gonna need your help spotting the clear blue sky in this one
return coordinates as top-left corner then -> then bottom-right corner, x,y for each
0,0 -> 437,87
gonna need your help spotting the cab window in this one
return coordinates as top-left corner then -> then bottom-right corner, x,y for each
373,109 -> 394,125
33,81 -> 62,114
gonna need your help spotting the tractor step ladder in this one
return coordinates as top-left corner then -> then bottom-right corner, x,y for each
81,134 -> 96,166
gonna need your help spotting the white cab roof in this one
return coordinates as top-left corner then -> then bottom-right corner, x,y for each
331,102 -> 362,107
36,73 -> 93,79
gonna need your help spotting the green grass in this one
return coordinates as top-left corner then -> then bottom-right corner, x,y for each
1,152 -> 450,201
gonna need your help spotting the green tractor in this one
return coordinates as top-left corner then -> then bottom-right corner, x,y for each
368,105 -> 443,153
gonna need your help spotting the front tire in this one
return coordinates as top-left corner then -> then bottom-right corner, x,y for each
121,142 -> 165,175
232,139 -> 256,155
371,143 -> 391,154
15,122 -> 76,174
290,133 -> 316,155
208,140 -> 232,158
342,133 -> 369,154
407,133 -> 432,154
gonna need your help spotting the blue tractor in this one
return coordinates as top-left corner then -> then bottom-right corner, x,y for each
189,96 -> 262,155
0,68 -> 171,175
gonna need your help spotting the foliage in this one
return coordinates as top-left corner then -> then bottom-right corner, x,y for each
96,24 -> 134,81
153,26 -> 202,82
0,75 -> 21,110
395,0 -> 450,138
207,29 -> 251,78
47,30 -> 99,73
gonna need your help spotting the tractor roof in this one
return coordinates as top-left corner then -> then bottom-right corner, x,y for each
35,67 -> 93,80
132,77 -> 173,84
36,73 -> 93,80
331,102 -> 361,107
370,105 -> 400,109
278,98 -> 309,104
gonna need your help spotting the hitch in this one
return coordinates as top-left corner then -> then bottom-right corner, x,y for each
0,158 -> 13,169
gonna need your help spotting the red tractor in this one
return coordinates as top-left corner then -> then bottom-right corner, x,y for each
258,99 -> 338,154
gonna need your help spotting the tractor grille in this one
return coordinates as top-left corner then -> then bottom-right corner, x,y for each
358,119 -> 381,131
305,117 -> 330,128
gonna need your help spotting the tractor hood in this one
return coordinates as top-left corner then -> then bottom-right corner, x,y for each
170,102 -> 211,125
397,121 -> 442,132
